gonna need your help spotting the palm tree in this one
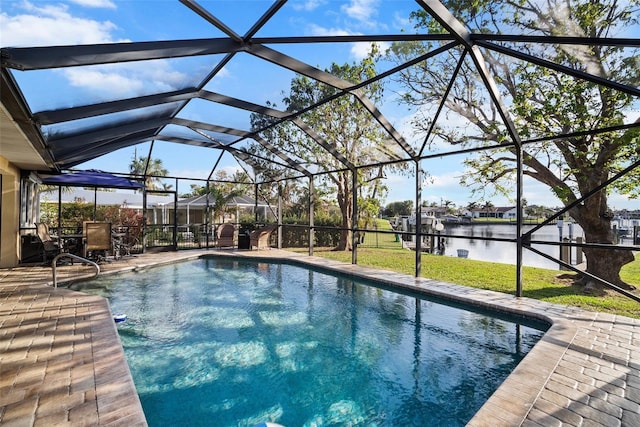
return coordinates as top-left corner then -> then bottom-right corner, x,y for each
482,201 -> 495,218
129,154 -> 170,191
208,186 -> 243,224
443,199 -> 456,214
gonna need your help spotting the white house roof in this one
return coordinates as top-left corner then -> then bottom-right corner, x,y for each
167,194 -> 269,208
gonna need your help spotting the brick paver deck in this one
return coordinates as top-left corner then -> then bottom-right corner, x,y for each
1,249 -> 638,426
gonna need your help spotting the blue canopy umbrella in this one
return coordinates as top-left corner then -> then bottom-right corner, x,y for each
39,170 -> 144,222
39,170 -> 144,189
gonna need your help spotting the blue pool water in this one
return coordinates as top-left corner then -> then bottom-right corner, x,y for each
76,257 -> 547,426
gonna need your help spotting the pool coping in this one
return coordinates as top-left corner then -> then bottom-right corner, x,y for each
1,249 -> 638,426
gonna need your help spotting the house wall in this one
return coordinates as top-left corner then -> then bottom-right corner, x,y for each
175,209 -> 204,225
0,155 -> 20,268
503,208 -> 518,219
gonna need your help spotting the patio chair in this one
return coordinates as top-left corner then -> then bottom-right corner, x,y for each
249,224 -> 277,250
111,227 -> 134,259
84,222 -> 112,263
216,223 -> 236,248
35,222 -> 61,263
36,222 -> 59,245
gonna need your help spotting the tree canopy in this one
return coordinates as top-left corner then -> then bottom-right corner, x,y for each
383,200 -> 415,217
388,0 -> 640,290
250,46 -> 406,250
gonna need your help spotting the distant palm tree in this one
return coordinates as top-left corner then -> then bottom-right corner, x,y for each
38,184 -> 70,195
443,199 -> 456,214
482,201 -> 495,218
129,155 -> 170,191
180,184 -> 208,198
209,186 -> 243,223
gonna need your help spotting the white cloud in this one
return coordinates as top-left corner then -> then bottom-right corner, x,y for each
167,165 -> 245,184
605,192 -> 638,211
427,171 -> 463,188
70,0 -> 117,9
306,24 -> 388,61
170,169 -> 212,181
393,11 -> 412,31
306,24 -> 370,60
341,0 -> 379,23
2,2 -> 193,101
350,41 -> 390,60
521,182 -> 561,207
625,103 -> 640,123
0,2 -> 121,47
306,23 -> 352,37
291,0 -> 327,12
388,108 -> 447,152
63,60 -> 189,99
219,165 -> 243,176
64,68 -> 144,96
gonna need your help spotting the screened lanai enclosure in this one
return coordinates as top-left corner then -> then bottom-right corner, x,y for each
2,0 -> 639,300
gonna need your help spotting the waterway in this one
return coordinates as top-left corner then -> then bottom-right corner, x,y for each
432,221 -> 639,270
436,223 -> 581,270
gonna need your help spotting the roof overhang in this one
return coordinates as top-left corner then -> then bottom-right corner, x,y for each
0,69 -> 55,171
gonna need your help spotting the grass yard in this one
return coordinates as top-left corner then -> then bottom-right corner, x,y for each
290,219 -> 640,319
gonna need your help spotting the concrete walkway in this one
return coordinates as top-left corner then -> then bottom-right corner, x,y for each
1,249 -> 639,426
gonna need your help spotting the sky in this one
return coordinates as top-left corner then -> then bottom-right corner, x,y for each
1,0 -> 638,211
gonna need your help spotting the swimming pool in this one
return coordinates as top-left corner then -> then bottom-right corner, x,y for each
77,256 -> 547,426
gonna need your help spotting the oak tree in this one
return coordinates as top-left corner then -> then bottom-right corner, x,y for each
389,0 -> 640,291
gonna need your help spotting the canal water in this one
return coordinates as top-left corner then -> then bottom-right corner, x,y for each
438,223 -> 582,270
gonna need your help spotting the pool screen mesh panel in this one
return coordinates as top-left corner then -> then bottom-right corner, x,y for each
2,0 -> 638,179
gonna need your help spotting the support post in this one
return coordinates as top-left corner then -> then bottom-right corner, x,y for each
142,190 -> 147,253
57,186 -> 62,235
576,237 -> 583,264
93,187 -> 97,221
277,183 -> 282,249
205,181 -> 210,248
515,144 -> 524,297
254,184 -> 259,223
172,178 -> 178,249
561,237 -> 570,270
351,169 -> 358,265
557,218 -> 564,269
309,177 -> 314,256
415,162 -> 422,278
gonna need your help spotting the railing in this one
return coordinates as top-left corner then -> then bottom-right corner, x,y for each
145,224 -> 176,249
51,253 -> 100,288
145,223 -> 216,250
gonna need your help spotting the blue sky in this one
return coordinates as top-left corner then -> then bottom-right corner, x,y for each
1,0 -> 638,210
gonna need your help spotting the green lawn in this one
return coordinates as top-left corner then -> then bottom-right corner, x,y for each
291,219 -> 640,319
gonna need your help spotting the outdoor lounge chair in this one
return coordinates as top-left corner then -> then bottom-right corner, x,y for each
249,224 -> 277,250
84,222 -> 112,262
216,223 -> 236,248
35,222 -> 61,263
